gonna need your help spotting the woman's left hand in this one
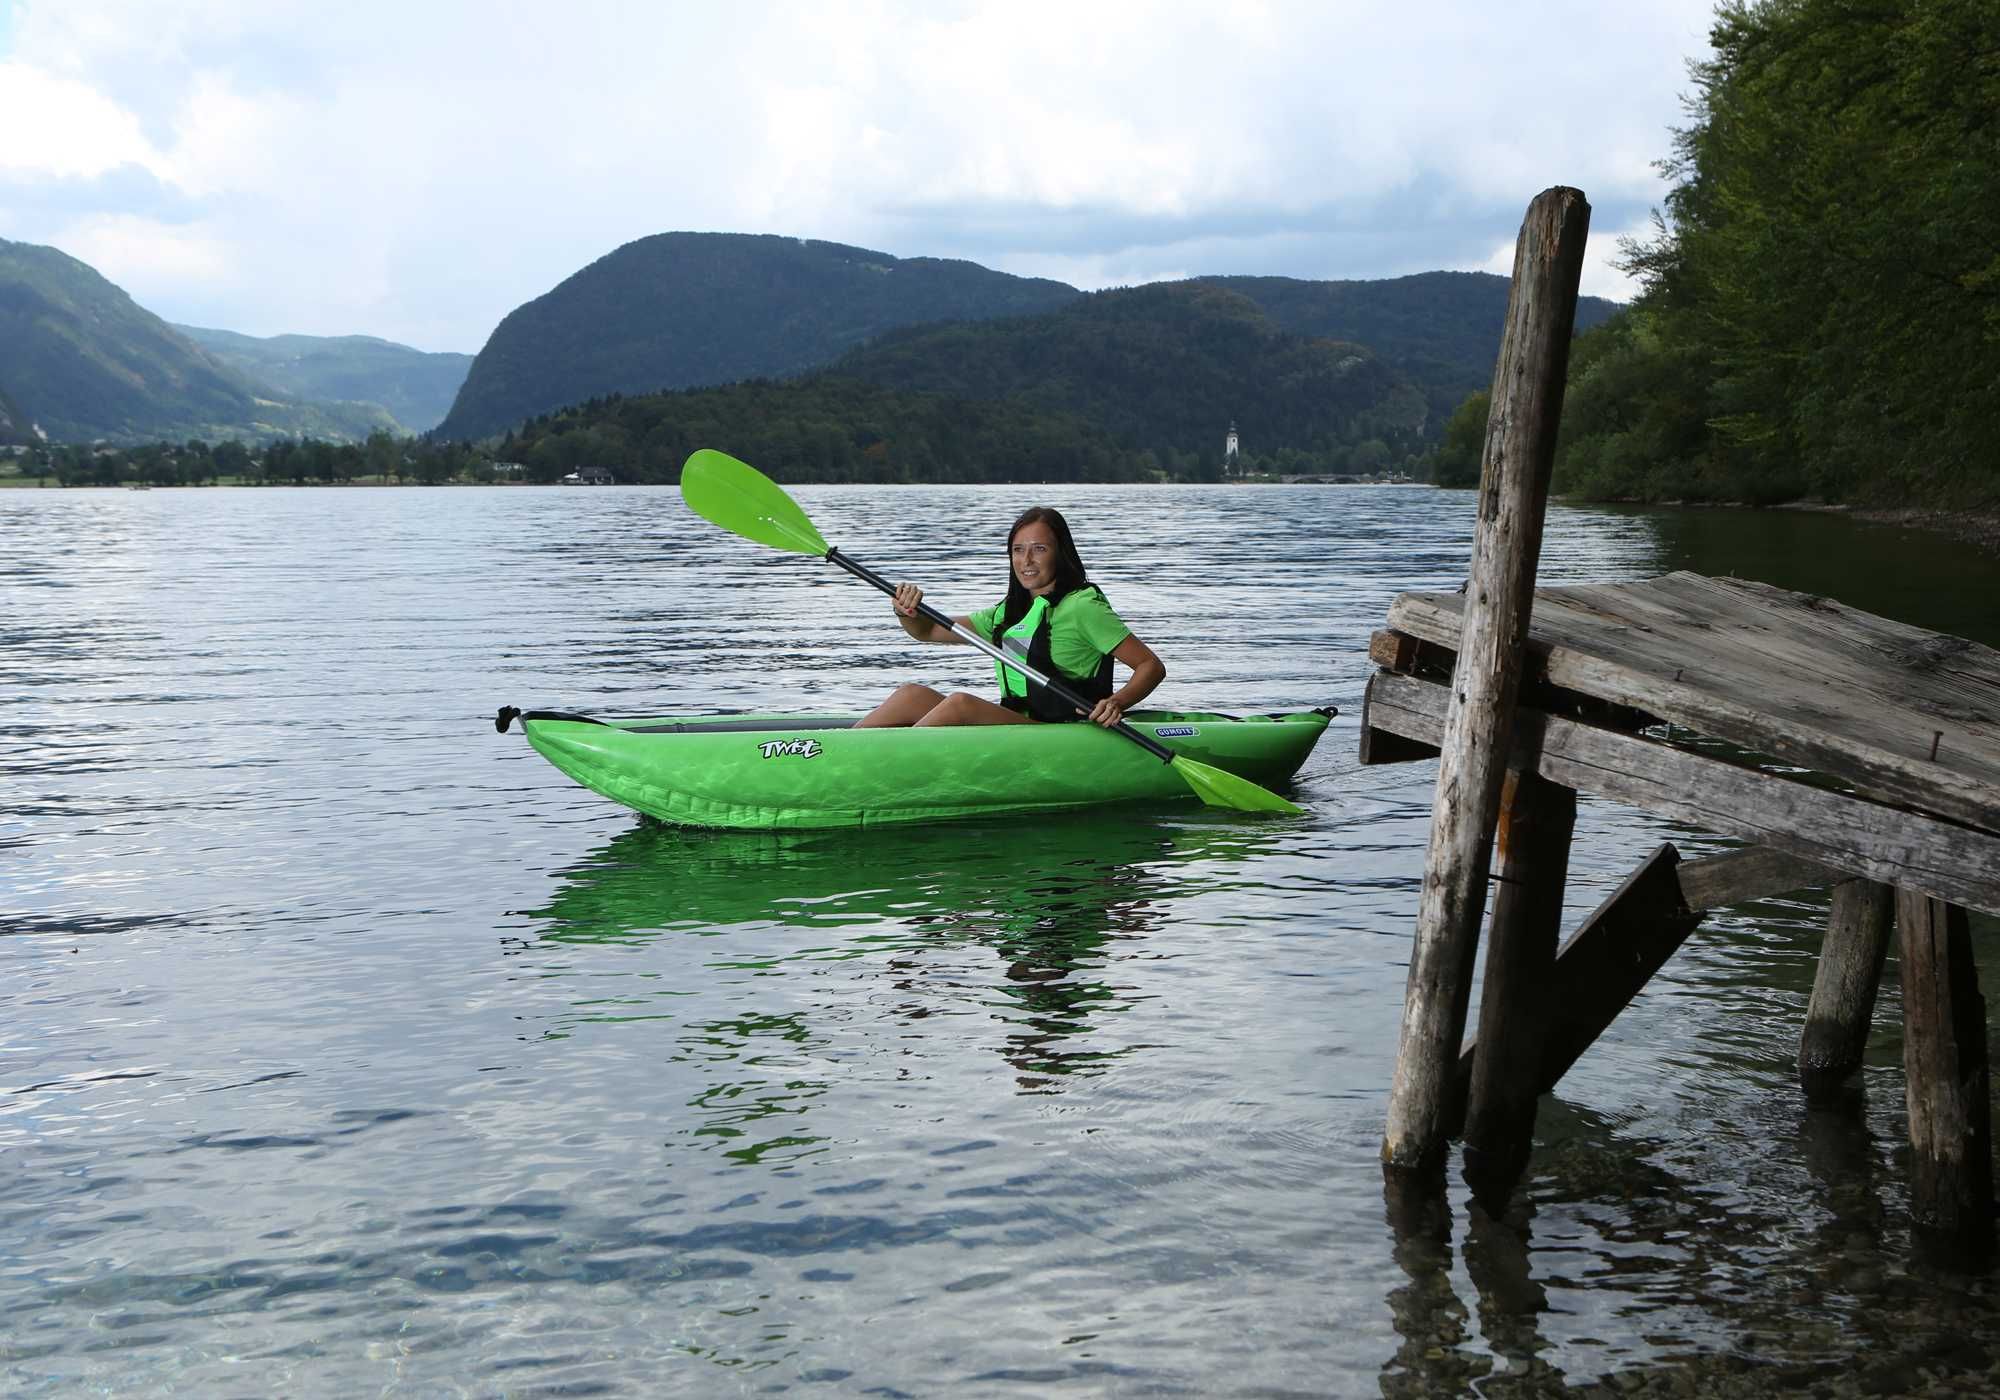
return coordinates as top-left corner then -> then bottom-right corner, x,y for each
1087,698 -> 1124,728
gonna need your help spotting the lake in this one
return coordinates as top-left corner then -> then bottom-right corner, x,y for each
4,484 -> 1997,1396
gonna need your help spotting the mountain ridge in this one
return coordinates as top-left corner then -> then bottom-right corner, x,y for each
437,233 -> 1621,444
173,324 -> 473,433
434,231 -> 1083,440
0,237 -> 397,445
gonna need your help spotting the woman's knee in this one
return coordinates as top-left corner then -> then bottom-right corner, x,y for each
914,691 -> 991,726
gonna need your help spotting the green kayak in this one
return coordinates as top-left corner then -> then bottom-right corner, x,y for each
498,707 -> 1333,830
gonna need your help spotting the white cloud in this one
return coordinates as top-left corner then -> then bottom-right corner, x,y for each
1479,218 -> 1650,304
1,0 -> 1715,348
0,59 -> 163,178
56,210 -> 233,285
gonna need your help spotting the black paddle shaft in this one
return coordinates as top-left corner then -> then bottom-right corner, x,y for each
823,546 -> 1176,764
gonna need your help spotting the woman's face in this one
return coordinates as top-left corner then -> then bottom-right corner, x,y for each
1010,520 -> 1060,596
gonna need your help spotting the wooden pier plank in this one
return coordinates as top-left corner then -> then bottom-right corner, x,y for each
1674,846 -> 1839,911
1386,572 -> 2000,836
1362,670 -> 2000,917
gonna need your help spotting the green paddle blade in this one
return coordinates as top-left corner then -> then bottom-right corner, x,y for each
681,449 -> 830,556
1169,753 -> 1304,815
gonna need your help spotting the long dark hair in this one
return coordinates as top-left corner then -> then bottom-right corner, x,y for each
994,506 -> 1100,639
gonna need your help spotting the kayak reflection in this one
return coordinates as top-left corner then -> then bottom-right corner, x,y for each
523,810 -> 1284,944
519,812 -> 1285,1097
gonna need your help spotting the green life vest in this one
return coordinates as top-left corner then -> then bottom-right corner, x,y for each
994,592 -> 1116,722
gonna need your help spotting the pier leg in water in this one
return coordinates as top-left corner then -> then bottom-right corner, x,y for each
1896,889 -> 1993,1260
1462,770 -> 1576,1202
1383,184 -> 1591,1174
1798,878 -> 1893,1101
1379,1173 -> 1475,1397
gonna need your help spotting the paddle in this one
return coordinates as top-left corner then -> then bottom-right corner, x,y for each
679,448 -> 1304,816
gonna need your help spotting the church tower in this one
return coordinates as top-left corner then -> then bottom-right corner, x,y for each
1224,421 -> 1239,473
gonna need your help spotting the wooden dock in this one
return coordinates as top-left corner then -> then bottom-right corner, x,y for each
1371,186 -> 1999,1259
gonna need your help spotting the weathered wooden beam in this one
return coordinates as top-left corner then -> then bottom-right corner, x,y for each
1362,634 -> 1453,764
1384,186 -> 1592,1175
1450,843 -> 1700,1127
1896,889 -> 1993,1253
1362,669 -> 2000,918
1360,666 -> 1441,766
1385,578 -> 2000,838
1462,770 -> 1576,1199
1369,629 -> 1425,673
1798,879 -> 1895,1100
1675,846 -> 1841,912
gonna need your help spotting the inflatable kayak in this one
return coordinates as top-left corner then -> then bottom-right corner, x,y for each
498,707 -> 1333,830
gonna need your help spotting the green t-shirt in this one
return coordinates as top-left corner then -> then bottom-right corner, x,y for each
969,588 -> 1132,679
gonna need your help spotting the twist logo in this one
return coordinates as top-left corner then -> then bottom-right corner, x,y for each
757,738 -> 823,759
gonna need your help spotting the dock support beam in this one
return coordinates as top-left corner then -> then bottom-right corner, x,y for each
1462,771 -> 1575,1197
1384,185 -> 1591,1173
1798,879 -> 1894,1100
1896,890 -> 1993,1254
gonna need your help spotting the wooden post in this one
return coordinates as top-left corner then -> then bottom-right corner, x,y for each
1449,844 -> 1700,1128
1462,770 -> 1576,1198
1896,889 -> 1993,1253
1798,879 -> 1894,1100
1383,186 -> 1591,1172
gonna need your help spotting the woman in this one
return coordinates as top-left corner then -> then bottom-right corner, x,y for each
855,506 -> 1165,728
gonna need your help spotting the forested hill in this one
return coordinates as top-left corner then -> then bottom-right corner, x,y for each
0,238 -> 396,445
174,326 -> 473,434
434,233 -> 1080,441
829,281 -> 1429,468
497,282 -> 1430,483
1206,271 -> 1621,423
0,381 -> 34,446
1473,0 -> 1997,510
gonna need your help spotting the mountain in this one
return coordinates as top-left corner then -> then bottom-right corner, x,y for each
0,237 -> 395,445
174,326 -> 473,433
440,235 -> 1622,445
0,380 -> 36,445
829,281 -> 1430,462
434,232 -> 1080,441
500,280 -> 1433,483
1201,271 -> 1623,422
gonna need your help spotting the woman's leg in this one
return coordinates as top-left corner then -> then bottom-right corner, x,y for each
912,692 -> 1031,727
854,683 -> 947,728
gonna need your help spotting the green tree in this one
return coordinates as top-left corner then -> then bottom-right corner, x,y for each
1428,390 -> 1489,487
1615,0 -> 2000,506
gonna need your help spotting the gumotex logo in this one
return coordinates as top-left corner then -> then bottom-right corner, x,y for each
757,738 -> 823,759
1152,726 -> 1199,738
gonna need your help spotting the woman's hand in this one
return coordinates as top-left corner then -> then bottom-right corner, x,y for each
892,583 -> 923,618
1087,697 -> 1125,728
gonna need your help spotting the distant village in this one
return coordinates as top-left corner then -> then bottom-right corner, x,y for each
1218,421 -> 1417,486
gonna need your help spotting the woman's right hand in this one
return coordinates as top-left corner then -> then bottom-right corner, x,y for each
892,582 -> 924,618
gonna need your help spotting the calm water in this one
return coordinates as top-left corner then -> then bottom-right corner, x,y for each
4,485 -> 1997,1397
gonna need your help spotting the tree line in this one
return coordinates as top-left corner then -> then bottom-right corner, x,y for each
8,433 -> 483,487
1431,0 -> 1998,508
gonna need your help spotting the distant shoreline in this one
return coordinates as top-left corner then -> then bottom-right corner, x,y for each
10,477 -> 1997,554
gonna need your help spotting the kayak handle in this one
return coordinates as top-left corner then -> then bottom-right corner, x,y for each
824,545 -> 1178,765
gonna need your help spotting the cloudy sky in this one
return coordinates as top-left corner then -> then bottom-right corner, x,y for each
0,0 -> 1718,353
